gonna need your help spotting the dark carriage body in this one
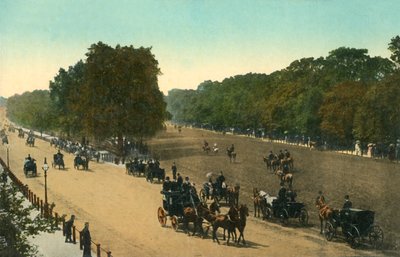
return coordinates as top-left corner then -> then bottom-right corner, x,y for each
325,208 -> 383,248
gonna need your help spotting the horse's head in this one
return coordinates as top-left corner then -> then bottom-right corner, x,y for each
228,205 -> 239,220
239,204 -> 249,217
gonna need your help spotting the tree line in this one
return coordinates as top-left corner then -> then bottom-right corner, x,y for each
166,36 -> 400,147
6,42 -> 169,155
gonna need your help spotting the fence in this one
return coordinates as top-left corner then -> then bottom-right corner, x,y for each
0,157 -> 112,257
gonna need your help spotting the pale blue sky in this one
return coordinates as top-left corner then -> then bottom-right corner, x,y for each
0,0 -> 399,97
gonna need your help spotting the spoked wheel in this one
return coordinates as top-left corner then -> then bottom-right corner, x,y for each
346,225 -> 361,248
199,189 -> 207,204
324,222 -> 335,241
157,207 -> 167,227
368,225 -> 384,249
298,208 -> 309,226
171,215 -> 179,231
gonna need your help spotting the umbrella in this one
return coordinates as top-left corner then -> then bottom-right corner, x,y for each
206,172 -> 214,178
367,143 -> 374,147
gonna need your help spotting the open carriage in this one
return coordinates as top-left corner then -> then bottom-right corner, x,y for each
157,188 -> 200,231
23,159 -> 37,177
324,208 -> 384,248
262,195 -> 308,226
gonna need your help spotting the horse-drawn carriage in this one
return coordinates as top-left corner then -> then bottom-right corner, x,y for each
260,192 -> 308,225
145,162 -> 165,183
24,158 -> 37,177
125,159 -> 146,176
157,187 -> 201,232
74,155 -> 88,170
26,136 -> 35,147
52,154 -> 65,169
199,182 -> 240,206
324,208 -> 384,248
18,128 -> 25,138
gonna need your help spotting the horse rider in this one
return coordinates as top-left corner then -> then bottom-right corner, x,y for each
268,151 -> 275,161
204,140 -> 209,148
171,162 -> 177,180
176,173 -> 183,190
315,191 -> 325,205
162,176 -> 172,192
278,150 -> 285,160
284,149 -> 291,158
26,154 -> 32,162
56,150 -> 64,160
216,171 -> 225,188
342,195 -> 352,209
229,144 -> 235,153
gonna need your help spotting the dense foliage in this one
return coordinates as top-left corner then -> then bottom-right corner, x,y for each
0,180 -> 54,256
6,42 -> 168,154
166,40 -> 400,146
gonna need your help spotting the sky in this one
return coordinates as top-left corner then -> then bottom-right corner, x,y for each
0,0 -> 399,97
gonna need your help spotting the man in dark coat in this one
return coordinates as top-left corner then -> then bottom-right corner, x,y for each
177,173 -> 183,190
171,162 -> 177,180
82,222 -> 92,257
65,215 -> 75,243
342,195 -> 352,209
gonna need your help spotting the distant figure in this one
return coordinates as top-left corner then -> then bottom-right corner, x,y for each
82,222 -> 92,257
315,191 -> 325,205
355,141 -> 362,156
171,162 -> 177,180
65,215 -> 75,243
342,195 -> 352,209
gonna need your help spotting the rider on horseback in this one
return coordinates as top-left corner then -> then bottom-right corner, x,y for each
229,144 -> 235,153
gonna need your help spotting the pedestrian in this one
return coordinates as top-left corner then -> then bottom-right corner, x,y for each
82,222 -> 92,257
177,173 -> 183,190
64,215 -> 75,243
342,195 -> 352,209
171,162 -> 177,180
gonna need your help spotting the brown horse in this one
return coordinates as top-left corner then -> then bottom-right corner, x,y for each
315,197 -> 333,234
235,204 -> 249,245
275,170 -> 293,187
183,204 -> 204,237
226,148 -> 237,163
211,205 -> 238,245
252,188 -> 262,218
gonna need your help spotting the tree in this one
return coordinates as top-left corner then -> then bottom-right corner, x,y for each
0,181 -> 54,256
388,35 -> 400,66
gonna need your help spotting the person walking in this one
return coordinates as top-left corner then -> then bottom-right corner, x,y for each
82,222 -> 92,257
64,215 -> 75,243
171,162 -> 177,180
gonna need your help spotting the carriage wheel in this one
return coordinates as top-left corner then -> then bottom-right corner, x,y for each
298,208 -> 309,226
157,207 -> 167,227
368,225 -> 384,249
279,209 -> 289,225
324,222 -> 335,241
199,189 -> 207,204
171,215 -> 179,231
346,225 -> 361,248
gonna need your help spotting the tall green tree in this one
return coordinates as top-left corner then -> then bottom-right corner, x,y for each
388,35 -> 400,66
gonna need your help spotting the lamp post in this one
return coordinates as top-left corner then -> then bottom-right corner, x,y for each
42,158 -> 49,217
6,145 -> 9,169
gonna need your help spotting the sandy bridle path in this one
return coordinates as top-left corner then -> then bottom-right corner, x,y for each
0,111 -> 391,257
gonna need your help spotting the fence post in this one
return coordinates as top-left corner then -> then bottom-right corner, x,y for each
73,226 -> 77,244
79,231 -> 83,250
40,200 -> 43,216
97,244 -> 101,257
107,251 -> 112,257
62,218 -> 66,236
55,212 -> 59,227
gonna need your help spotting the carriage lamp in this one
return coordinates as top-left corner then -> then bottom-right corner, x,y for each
42,158 -> 49,217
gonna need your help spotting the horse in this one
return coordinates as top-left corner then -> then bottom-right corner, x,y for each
211,205 -> 238,245
235,204 -> 249,245
315,196 -> 334,234
202,145 -> 211,154
226,148 -> 237,163
24,159 -> 37,177
183,204 -> 204,237
280,157 -> 294,172
275,170 -> 293,187
26,136 -> 35,147
252,188 -> 262,218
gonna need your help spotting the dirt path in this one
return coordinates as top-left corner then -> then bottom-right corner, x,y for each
0,109 -> 397,256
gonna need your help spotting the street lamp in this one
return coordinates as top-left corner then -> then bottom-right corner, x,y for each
42,158 -> 49,217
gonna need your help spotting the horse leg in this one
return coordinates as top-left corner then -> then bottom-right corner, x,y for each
212,224 -> 220,244
319,216 -> 323,234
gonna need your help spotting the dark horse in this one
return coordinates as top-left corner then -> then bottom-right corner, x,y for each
226,148 -> 237,163
235,204 -> 249,245
52,154 -> 65,169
